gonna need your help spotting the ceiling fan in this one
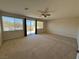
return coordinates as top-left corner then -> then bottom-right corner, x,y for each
38,8 -> 53,17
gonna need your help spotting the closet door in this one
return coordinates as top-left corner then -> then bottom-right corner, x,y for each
26,20 -> 35,35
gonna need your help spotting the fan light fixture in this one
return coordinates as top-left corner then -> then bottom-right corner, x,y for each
38,8 -> 52,17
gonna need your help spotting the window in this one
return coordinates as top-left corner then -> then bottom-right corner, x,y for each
2,16 -> 14,31
37,21 -> 43,29
2,16 -> 23,31
14,18 -> 23,30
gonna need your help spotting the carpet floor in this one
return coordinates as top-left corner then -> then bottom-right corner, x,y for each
0,34 -> 77,59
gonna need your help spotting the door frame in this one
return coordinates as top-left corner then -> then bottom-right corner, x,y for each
24,18 -> 37,36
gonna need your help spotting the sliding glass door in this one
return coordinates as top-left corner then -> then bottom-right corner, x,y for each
26,20 -> 35,35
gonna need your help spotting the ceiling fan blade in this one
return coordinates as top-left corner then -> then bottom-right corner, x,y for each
47,14 -> 51,16
38,10 -> 44,13
38,8 -> 55,17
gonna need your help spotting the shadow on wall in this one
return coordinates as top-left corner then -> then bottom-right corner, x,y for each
0,15 -> 2,46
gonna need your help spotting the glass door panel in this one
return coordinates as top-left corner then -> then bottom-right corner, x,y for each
30,21 -> 35,34
26,20 -> 35,35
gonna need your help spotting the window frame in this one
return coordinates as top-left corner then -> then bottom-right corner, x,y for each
37,21 -> 44,29
2,16 -> 24,32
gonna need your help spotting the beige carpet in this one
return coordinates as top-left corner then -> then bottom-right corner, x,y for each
0,34 -> 77,59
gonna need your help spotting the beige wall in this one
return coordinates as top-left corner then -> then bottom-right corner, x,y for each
47,18 -> 78,38
37,29 -> 44,34
47,18 -> 79,50
3,30 -> 24,40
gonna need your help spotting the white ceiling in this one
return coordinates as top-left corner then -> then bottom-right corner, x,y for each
0,0 -> 79,20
